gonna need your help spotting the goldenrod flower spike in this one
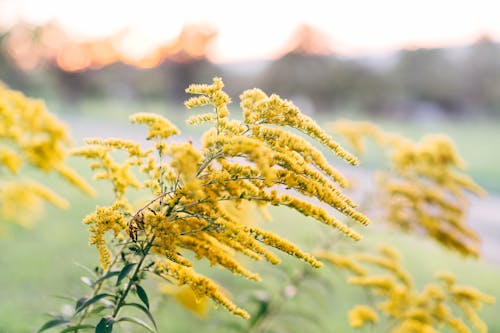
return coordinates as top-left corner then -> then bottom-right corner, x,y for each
330,120 -> 485,257
157,261 -> 250,319
55,165 -> 96,196
185,77 -> 231,131
158,284 -> 209,318
0,82 -> 93,227
320,245 -> 494,333
130,112 -> 180,140
77,77 -> 370,320
241,93 -> 359,166
349,305 -> 378,328
0,180 -> 68,228
315,250 -> 367,276
0,147 -> 21,173
82,202 -> 129,268
250,227 -> 323,268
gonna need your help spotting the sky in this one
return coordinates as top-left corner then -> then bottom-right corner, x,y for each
1,0 -> 500,63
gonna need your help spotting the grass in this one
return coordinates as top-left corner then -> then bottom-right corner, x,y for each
1,183 -> 499,332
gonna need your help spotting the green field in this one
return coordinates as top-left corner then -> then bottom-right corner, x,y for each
1,193 -> 500,332
1,105 -> 499,332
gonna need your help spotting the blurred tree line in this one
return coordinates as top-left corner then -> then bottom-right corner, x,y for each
1,23 -> 500,118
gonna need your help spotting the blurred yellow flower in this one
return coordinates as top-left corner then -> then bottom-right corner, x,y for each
348,305 -> 378,328
330,120 -> 485,257
159,283 -> 209,318
0,82 -> 93,228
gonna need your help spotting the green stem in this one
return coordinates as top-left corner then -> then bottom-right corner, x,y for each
195,149 -> 223,177
74,241 -> 129,330
112,236 -> 155,319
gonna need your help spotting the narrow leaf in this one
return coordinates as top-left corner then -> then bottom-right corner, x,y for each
128,244 -> 142,254
74,262 -> 97,277
60,324 -> 95,332
117,317 -> 155,333
37,319 -> 69,332
122,303 -> 157,329
116,263 -> 136,286
81,276 -> 94,287
135,285 -> 149,309
75,293 -> 113,315
95,317 -> 114,333
75,297 -> 89,311
88,305 -> 108,316
94,271 -> 120,285
51,295 -> 78,303
43,312 -> 65,320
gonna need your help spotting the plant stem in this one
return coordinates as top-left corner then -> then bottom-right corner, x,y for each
195,149 -> 223,177
112,236 -> 155,319
74,241 -> 129,331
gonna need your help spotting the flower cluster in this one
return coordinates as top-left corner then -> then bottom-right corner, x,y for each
331,121 -> 484,257
77,78 -> 369,318
318,245 -> 495,332
0,82 -> 93,229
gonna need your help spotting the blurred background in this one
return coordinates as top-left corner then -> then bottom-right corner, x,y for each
1,0 -> 500,331
2,0 -> 500,119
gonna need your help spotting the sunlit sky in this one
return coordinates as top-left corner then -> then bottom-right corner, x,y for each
1,0 -> 500,62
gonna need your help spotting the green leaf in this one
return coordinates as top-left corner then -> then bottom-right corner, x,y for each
88,305 -> 108,316
117,317 -> 155,332
122,302 -> 157,330
75,262 -> 97,277
248,300 -> 269,328
95,317 -> 114,333
128,244 -> 142,255
75,297 -> 89,311
44,312 -> 66,320
116,263 -> 136,286
60,324 -> 95,332
94,271 -> 120,285
75,293 -> 113,315
135,284 -> 149,309
52,295 -> 78,303
37,319 -> 69,332
81,276 -> 94,287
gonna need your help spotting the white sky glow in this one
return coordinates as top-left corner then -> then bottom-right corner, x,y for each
1,0 -> 500,62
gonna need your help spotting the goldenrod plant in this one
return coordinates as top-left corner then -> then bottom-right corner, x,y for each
34,79 -> 494,333
234,120 -> 495,333
317,245 -> 494,333
38,78 -> 371,332
0,82 -> 93,230
331,121 -> 485,257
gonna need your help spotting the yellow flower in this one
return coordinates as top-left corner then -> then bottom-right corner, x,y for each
322,245 -> 494,333
130,112 -> 179,140
157,261 -> 249,319
83,202 -> 128,268
159,283 -> 210,318
0,82 -> 93,227
348,305 -> 378,328
330,120 -> 485,257
72,77 -> 372,319
0,147 -> 21,173
55,165 -> 96,196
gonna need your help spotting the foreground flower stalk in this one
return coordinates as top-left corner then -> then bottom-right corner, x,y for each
40,78 -> 370,332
